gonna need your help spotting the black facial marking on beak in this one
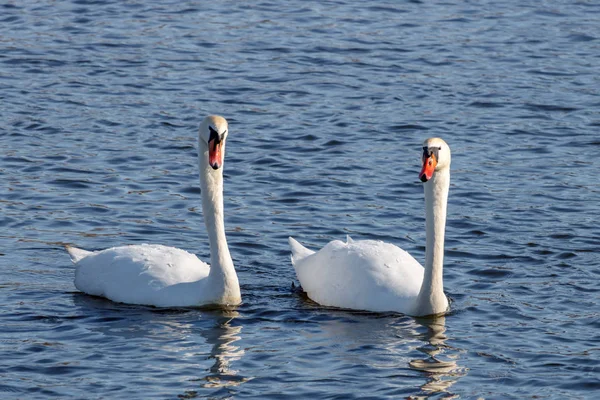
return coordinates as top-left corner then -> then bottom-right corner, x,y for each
422,146 -> 441,161
209,126 -> 222,145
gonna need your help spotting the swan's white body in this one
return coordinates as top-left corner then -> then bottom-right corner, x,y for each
290,236 -> 425,312
290,138 -> 451,316
66,116 -> 241,307
70,244 -> 214,307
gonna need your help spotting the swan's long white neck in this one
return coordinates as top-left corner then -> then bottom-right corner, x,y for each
198,141 -> 240,304
415,167 -> 449,316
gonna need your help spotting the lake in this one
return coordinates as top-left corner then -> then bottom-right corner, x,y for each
1,0 -> 599,398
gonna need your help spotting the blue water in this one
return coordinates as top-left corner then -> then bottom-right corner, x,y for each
1,0 -> 599,398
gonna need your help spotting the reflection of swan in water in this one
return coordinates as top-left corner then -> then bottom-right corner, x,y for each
71,293 -> 197,340
410,315 -> 465,395
199,312 -> 250,389
71,295 -> 251,393
300,311 -> 464,397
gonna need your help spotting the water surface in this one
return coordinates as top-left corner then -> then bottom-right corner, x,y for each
1,0 -> 599,398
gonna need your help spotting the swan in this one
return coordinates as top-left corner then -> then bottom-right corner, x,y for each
289,138 -> 451,316
65,115 -> 241,308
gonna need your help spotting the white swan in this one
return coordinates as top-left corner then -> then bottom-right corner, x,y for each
66,116 -> 241,308
289,138 -> 451,316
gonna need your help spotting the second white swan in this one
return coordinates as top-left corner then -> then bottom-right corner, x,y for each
289,138 -> 451,316
66,115 -> 241,308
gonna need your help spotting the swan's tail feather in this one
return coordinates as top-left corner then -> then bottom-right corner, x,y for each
288,237 -> 314,265
65,245 -> 92,263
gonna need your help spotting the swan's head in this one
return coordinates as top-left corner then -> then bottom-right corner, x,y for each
419,138 -> 450,182
199,115 -> 229,170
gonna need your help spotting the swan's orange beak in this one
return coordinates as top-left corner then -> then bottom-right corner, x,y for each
208,138 -> 223,170
419,152 -> 437,182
